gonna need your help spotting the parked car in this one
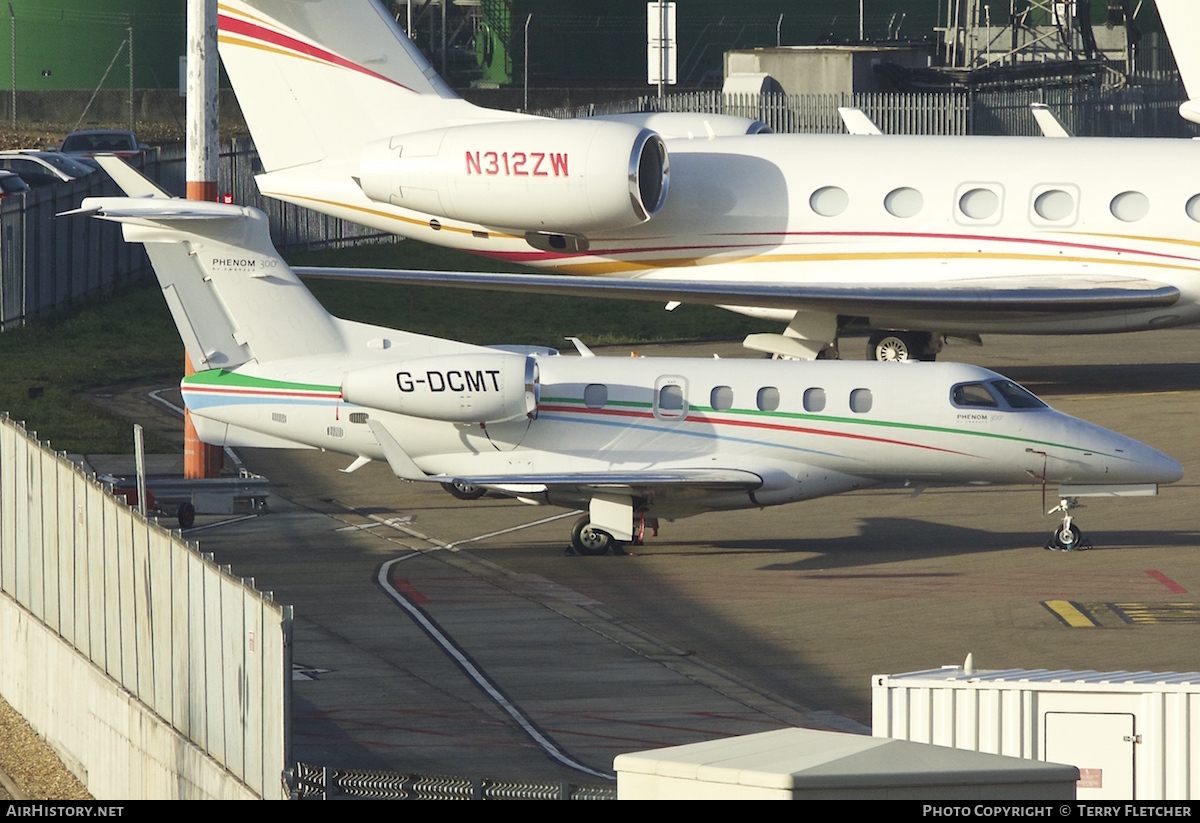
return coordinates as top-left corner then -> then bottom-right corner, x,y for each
0,150 -> 96,187
59,129 -> 147,163
0,170 -> 31,197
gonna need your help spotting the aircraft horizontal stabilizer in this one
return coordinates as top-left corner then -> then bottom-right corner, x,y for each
294,267 -> 1181,321
65,199 -> 247,222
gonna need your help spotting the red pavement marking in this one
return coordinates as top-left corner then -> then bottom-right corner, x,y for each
395,578 -> 430,604
1145,570 -> 1187,594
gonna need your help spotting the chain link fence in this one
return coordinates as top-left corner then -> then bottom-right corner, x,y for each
0,3 -> 184,136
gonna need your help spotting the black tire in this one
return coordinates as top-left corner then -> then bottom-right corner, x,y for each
868,331 -> 935,362
571,515 -> 613,556
442,480 -> 486,500
177,502 -> 196,529
868,332 -> 914,362
1046,523 -> 1082,551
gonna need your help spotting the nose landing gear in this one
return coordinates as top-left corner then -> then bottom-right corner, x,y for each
1045,498 -> 1092,551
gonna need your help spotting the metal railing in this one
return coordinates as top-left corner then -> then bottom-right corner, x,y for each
0,140 -> 398,331
540,83 -> 1195,139
290,762 -> 616,800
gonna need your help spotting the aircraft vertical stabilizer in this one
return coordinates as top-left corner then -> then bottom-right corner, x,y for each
217,0 -> 513,172
1157,0 -> 1200,124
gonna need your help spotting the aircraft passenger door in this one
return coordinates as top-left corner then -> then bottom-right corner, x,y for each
653,375 -> 688,421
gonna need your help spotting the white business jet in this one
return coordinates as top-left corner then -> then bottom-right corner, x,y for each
73,159 -> 1181,554
215,0 -> 1200,362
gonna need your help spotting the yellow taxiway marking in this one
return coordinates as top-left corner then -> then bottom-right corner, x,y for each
1108,602 -> 1200,625
1043,600 -> 1101,628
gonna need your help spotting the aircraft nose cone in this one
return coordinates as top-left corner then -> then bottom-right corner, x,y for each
1154,451 -> 1185,485
1115,438 -> 1183,485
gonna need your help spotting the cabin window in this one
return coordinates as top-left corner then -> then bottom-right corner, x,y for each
583,383 -> 607,409
849,388 -> 873,413
958,187 -> 1000,221
884,187 -> 923,218
951,382 -> 999,408
757,386 -> 780,411
1110,191 -> 1149,223
348,412 -> 369,424
809,186 -> 849,217
1186,194 -> 1200,223
803,387 -> 826,412
659,384 -> 684,410
989,379 -> 1046,409
1033,188 -> 1075,222
710,385 -> 734,411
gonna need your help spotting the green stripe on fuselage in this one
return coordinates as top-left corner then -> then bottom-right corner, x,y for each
182,369 -> 340,393
539,395 -> 1116,458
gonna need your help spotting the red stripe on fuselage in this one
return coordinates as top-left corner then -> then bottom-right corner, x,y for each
537,404 -> 972,457
183,385 -> 342,400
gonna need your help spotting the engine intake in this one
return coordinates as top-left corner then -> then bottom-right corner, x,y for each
342,352 -> 539,424
359,119 -> 669,233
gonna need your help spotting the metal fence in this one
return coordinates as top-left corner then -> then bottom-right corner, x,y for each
290,762 -> 616,800
0,140 -> 398,331
541,83 -> 1196,139
0,414 -> 291,798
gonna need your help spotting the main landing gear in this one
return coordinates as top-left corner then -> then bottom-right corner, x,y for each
441,480 -> 486,500
867,331 -> 942,362
569,514 -> 658,556
570,515 -> 617,556
1045,498 -> 1092,551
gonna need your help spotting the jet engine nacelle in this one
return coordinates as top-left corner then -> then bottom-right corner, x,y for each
358,119 -> 669,233
342,352 -> 539,423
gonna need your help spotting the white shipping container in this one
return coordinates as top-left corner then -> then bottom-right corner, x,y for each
873,665 -> 1200,800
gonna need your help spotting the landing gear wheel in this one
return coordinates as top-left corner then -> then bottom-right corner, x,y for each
1045,497 -> 1092,551
868,331 -> 936,362
1046,523 -> 1083,551
869,332 -> 914,362
571,515 -> 614,556
442,480 -> 486,500
176,502 -> 196,530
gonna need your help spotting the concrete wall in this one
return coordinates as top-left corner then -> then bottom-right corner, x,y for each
0,415 -> 291,800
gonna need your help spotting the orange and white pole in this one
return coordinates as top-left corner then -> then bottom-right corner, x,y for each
184,0 -> 222,478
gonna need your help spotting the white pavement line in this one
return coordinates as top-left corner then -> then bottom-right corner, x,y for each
377,556 -> 613,781
147,388 -> 184,416
443,510 -> 582,549
184,514 -> 261,533
367,514 -> 448,547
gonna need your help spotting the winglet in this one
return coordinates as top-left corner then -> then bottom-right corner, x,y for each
367,420 -> 429,481
1031,103 -> 1071,138
837,107 -> 883,136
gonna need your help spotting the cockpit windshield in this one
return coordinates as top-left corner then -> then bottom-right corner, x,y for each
988,379 -> 1046,409
951,382 -> 999,407
951,379 -> 1047,410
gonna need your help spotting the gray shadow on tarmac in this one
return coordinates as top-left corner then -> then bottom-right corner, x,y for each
744,521 -> 1200,572
1000,363 -> 1200,396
